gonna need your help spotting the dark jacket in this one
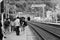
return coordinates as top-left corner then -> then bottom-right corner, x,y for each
4,20 -> 10,26
20,17 -> 27,27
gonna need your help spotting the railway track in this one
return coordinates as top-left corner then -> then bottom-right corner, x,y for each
28,22 -> 60,40
30,21 -> 60,28
28,25 -> 44,40
28,21 -> 60,37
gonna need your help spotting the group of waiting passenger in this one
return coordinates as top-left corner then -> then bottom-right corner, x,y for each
0,16 -> 31,40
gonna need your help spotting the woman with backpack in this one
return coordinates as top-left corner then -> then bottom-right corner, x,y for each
4,18 -> 10,33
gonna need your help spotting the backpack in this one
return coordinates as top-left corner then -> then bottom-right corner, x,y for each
23,21 -> 27,27
4,20 -> 10,26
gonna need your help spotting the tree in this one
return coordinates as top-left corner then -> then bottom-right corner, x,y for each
16,3 -> 25,12
23,3 -> 26,8
9,7 -> 13,14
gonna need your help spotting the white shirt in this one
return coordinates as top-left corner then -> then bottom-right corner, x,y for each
14,19 -> 20,26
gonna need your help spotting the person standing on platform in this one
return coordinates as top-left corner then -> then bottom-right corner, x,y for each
22,17 -> 27,31
4,18 -> 10,34
11,19 -> 15,32
14,17 -> 20,36
20,17 -> 27,32
27,17 -> 30,21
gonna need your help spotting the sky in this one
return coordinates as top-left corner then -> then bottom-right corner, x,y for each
0,0 -> 2,3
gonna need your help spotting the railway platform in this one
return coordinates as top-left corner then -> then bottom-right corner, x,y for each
4,26 -> 37,40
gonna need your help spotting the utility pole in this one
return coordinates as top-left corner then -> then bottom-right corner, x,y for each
1,0 -> 5,36
1,0 -> 4,27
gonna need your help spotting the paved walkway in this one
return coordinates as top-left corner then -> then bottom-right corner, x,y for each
4,26 -> 36,40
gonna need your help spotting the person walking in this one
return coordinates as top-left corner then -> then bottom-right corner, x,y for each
14,17 -> 20,36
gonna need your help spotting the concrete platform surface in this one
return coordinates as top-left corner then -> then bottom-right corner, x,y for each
4,26 -> 36,40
